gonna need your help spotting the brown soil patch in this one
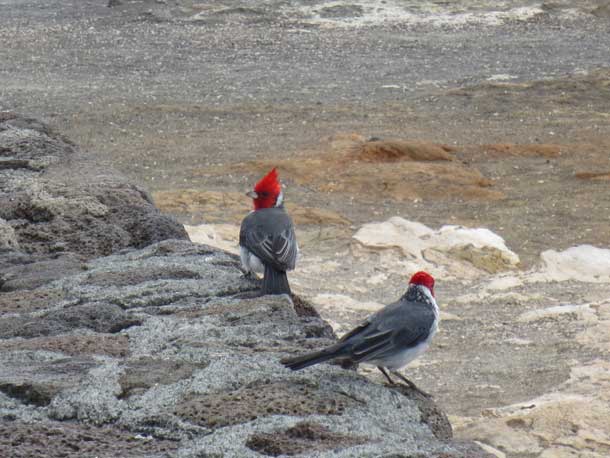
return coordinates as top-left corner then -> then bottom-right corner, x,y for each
193,134 -> 503,202
479,143 -> 563,158
286,204 -> 351,226
152,190 -> 249,223
246,421 -> 369,456
153,190 -> 350,225
175,380 -> 354,429
575,171 -> 610,180
354,139 -> 454,162
0,334 -> 130,358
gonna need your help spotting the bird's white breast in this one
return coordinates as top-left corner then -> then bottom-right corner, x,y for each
367,340 -> 431,370
368,285 -> 440,370
240,246 -> 264,274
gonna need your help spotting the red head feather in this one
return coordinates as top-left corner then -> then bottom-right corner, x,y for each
409,271 -> 435,297
251,168 -> 282,210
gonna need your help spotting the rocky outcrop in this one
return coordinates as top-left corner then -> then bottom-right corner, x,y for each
0,109 -> 211,283
0,239 -> 491,457
0,114 -> 491,457
0,112 -> 188,292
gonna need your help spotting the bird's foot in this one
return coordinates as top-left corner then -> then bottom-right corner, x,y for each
391,371 -> 433,398
377,366 -> 394,385
242,270 -> 255,279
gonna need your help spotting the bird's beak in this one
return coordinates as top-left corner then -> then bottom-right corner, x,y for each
246,191 -> 258,199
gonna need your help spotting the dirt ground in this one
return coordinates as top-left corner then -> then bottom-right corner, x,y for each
2,1 -> 610,456
3,1 -> 609,268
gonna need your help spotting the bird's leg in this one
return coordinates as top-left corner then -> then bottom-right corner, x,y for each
391,370 -> 432,398
378,366 -> 395,385
242,270 -> 255,279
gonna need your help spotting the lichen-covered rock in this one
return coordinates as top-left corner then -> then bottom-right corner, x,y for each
0,253 -> 86,292
246,421 -> 369,456
0,302 -> 141,338
0,352 -> 98,407
0,419 -> 179,458
0,239 -> 490,457
0,334 -> 130,358
0,218 -> 19,251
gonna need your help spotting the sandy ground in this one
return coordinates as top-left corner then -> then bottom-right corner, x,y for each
2,1 -> 610,456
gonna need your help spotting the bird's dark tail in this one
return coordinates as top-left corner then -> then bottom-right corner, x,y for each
281,344 -> 345,371
262,265 -> 291,295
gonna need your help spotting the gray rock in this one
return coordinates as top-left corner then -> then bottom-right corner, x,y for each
0,237 -> 491,456
0,218 -> 19,251
0,253 -> 86,292
0,351 -> 98,407
0,333 -> 130,358
0,287 -> 65,316
318,4 -> 364,19
0,302 -> 141,338
0,418 -> 179,458
0,113 -> 189,266
592,3 -> 610,18
119,357 -> 206,399
245,421 -> 368,456
0,114 -> 76,161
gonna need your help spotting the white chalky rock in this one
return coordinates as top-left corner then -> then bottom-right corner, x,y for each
185,224 -> 240,255
352,217 -> 520,278
530,245 -> 610,283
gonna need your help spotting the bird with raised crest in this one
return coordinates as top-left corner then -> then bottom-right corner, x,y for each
239,168 -> 298,296
281,271 -> 439,397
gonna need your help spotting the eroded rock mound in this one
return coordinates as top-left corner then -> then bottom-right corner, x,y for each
1,238 -> 493,457
353,139 -> 455,162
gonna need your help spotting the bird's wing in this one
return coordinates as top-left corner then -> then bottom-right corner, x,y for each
345,301 -> 436,363
240,210 -> 298,271
350,329 -> 395,362
338,320 -> 372,343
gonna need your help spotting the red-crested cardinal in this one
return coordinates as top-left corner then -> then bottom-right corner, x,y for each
281,271 -> 439,396
239,168 -> 298,295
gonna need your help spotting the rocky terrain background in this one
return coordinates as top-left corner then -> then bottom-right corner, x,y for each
2,1 -> 610,457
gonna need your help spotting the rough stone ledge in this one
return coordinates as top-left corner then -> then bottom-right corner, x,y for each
0,238 -> 492,457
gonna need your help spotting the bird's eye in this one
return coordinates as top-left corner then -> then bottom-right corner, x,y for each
261,192 -> 269,197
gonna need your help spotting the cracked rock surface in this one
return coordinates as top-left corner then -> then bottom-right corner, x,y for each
0,114 -> 491,456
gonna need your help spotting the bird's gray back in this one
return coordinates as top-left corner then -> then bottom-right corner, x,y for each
239,207 -> 297,271
340,297 -> 437,363
372,298 -> 437,349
